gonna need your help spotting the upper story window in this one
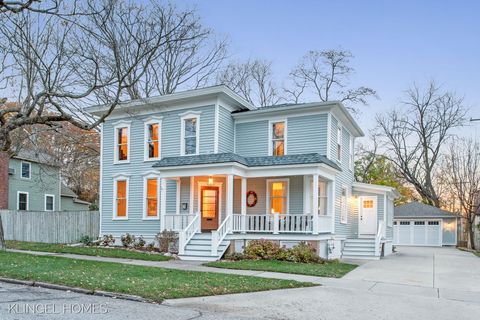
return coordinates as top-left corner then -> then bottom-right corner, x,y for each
340,186 -> 348,224
144,117 -> 162,161
114,177 -> 128,219
180,112 -> 200,156
267,179 -> 289,214
21,162 -> 31,179
114,121 -> 131,164
17,191 -> 28,210
45,194 -> 55,211
349,137 -> 354,171
270,121 -> 286,156
337,126 -> 342,162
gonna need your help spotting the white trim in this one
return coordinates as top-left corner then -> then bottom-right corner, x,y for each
180,112 -> 200,156
352,182 -> 400,198
214,102 -> 219,153
20,161 -> 31,179
17,191 -> 29,210
349,136 -> 354,171
197,181 -> 223,224
143,116 -> 163,162
113,176 -> 129,220
44,194 -> 55,211
113,121 -> 131,165
326,113 -> 332,160
99,123 -> 103,235
358,196 -> 378,235
336,124 -> 342,163
266,178 -> 290,214
268,119 -> 287,156
189,177 -> 194,214
176,179 -> 181,215
142,174 -> 160,220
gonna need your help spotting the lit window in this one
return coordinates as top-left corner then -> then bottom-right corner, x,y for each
146,123 -> 160,159
183,117 -> 198,155
115,179 -> 128,217
17,192 -> 28,210
45,195 -> 54,211
145,178 -> 158,217
310,180 -> 328,215
340,187 -> 348,223
271,121 -> 285,156
268,180 -> 288,214
117,127 -> 129,161
337,126 -> 342,162
21,162 -> 31,179
363,200 -> 374,208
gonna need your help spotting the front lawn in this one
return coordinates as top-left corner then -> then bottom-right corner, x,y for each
205,259 -> 357,278
0,251 -> 314,302
6,241 -> 171,262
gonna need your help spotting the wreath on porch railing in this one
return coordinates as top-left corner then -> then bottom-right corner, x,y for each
246,190 -> 257,207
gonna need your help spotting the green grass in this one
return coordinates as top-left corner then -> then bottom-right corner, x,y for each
6,241 -> 171,262
0,251 -> 314,302
204,259 -> 357,278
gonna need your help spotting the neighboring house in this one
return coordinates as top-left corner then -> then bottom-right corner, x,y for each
86,85 -> 399,261
61,184 -> 92,211
5,150 -> 90,212
393,202 -> 458,247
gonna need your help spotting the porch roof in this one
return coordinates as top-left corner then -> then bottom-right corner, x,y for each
152,152 -> 341,171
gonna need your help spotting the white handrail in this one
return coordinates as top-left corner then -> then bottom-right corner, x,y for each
211,215 -> 231,256
375,221 -> 385,257
178,215 -> 200,255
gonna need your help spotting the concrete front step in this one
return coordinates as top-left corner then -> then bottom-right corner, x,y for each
342,247 -> 376,253
342,254 -> 380,260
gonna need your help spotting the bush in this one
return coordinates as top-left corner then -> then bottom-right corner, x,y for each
156,230 -> 178,253
101,235 -> 115,247
134,236 -> 146,249
146,242 -> 156,252
121,233 -> 136,248
224,252 -> 245,261
285,242 -> 322,263
79,235 -> 94,246
244,239 -> 282,260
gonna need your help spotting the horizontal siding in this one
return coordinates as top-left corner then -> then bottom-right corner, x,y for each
235,121 -> 269,156
288,114 -> 328,155
218,106 -> 234,153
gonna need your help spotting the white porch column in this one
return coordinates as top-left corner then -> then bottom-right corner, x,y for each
312,174 -> 319,235
241,177 -> 247,233
189,177 -> 194,215
226,174 -> 234,231
160,178 -> 167,231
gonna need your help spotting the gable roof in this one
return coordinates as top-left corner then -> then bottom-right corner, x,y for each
61,184 -> 79,198
12,149 -> 59,167
394,202 -> 459,218
153,152 -> 341,171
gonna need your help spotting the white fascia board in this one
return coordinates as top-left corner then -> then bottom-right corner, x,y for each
352,182 -> 400,198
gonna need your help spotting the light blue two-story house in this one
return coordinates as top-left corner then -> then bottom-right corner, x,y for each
86,86 -> 399,261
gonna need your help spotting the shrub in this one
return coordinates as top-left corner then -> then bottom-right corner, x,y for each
121,233 -> 136,248
285,242 -> 322,263
156,230 -> 178,253
244,239 -> 282,260
79,235 -> 94,246
146,242 -> 156,252
134,236 -> 146,249
224,252 -> 245,261
101,235 -> 115,247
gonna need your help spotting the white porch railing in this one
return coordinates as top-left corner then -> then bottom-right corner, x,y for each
178,215 -> 200,255
164,214 -> 196,231
375,221 -> 386,257
211,215 -> 232,255
232,214 -> 333,234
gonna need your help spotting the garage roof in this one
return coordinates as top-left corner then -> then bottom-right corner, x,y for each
394,202 -> 459,218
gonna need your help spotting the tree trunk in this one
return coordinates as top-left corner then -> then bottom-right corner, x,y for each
468,219 -> 476,250
0,150 -> 8,251
0,216 -> 4,251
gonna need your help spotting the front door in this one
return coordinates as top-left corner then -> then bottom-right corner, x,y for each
359,196 -> 377,235
201,186 -> 219,231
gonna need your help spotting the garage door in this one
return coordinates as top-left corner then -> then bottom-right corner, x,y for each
393,220 -> 442,246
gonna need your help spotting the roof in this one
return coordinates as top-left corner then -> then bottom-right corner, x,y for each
153,152 -> 341,171
394,202 -> 459,218
12,149 -> 59,167
84,85 -> 255,116
61,184 -> 79,198
352,182 -> 400,198
232,101 -> 364,137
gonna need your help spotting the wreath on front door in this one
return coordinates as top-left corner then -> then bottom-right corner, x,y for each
246,191 -> 257,207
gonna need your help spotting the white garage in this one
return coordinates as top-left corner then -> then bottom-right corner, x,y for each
394,202 -> 458,247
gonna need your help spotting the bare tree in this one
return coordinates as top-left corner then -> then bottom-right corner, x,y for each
217,59 -> 281,107
376,81 -> 466,207
288,49 -> 376,112
0,0 -> 58,14
444,138 -> 480,249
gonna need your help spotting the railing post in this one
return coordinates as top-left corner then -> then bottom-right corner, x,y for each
211,231 -> 218,256
241,177 -> 247,234
179,231 -> 186,255
312,214 -> 319,234
273,214 -> 279,234
241,215 -> 246,234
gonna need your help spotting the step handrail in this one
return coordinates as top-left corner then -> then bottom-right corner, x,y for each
211,215 -> 231,256
178,215 -> 200,255
374,221 -> 385,257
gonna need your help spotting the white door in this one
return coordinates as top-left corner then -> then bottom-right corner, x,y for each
359,196 -> 377,235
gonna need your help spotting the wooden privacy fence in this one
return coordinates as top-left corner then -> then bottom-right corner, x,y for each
0,210 -> 99,243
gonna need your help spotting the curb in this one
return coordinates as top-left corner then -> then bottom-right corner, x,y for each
0,277 -> 151,303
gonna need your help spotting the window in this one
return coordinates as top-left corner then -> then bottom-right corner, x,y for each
181,115 -> 199,155
400,221 -> 410,225
267,179 -> 288,214
45,194 -> 55,211
363,199 -> 374,208
114,122 -> 130,163
414,221 -> 425,225
17,192 -> 28,210
428,221 -> 439,225
21,162 -> 31,179
340,187 -> 348,224
349,137 -> 354,171
144,119 -> 161,161
114,178 -> 128,219
310,180 -> 328,215
270,121 -> 286,156
144,177 -> 158,218
336,126 -> 342,162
